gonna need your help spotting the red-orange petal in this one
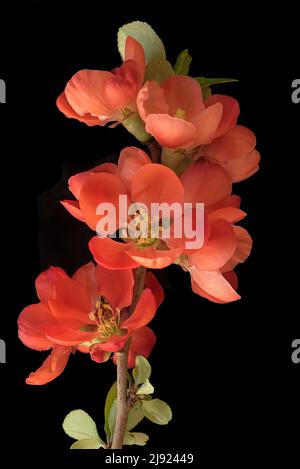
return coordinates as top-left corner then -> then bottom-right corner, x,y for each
121,288 -> 157,333
137,81 -> 169,121
89,237 -> 139,270
45,325 -> 96,346
65,69 -> 113,117
181,162 -> 232,205
95,264 -> 134,310
93,334 -> 128,353
60,200 -> 85,222
206,195 -> 241,213
72,262 -> 97,307
125,243 -> 183,269
189,219 -> 237,271
222,226 -> 252,272
35,266 -> 68,303
131,163 -> 184,208
125,36 -> 145,84
56,92 -> 101,126
205,94 -> 240,139
222,149 -> 261,182
90,347 -> 111,363
18,303 -> 55,351
127,327 -> 156,368
192,103 -> 223,146
223,271 -> 238,290
48,278 -> 91,329
145,114 -> 196,149
25,346 -> 71,385
145,271 -> 164,308
117,146 -> 151,189
105,60 -> 140,109
202,125 -> 256,163
162,75 -> 205,119
189,266 -> 240,303
68,163 -> 118,200
208,207 -> 247,224
79,172 -> 130,231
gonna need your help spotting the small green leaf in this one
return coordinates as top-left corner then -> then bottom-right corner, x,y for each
194,76 -> 238,87
108,399 -> 144,437
118,21 -> 166,64
145,59 -> 174,83
174,49 -> 192,76
123,432 -> 149,446
70,438 -> 105,449
127,400 -> 145,431
202,86 -> 212,100
127,372 -> 134,386
133,355 -> 152,385
141,394 -> 153,401
108,399 -> 117,435
104,381 -> 117,442
137,379 -> 154,395
194,76 -> 238,99
63,410 -> 100,441
142,399 -> 172,425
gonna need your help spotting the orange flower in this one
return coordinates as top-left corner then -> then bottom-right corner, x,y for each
137,76 -> 260,181
137,76 -> 239,149
176,170 -> 252,303
57,36 -> 145,128
18,263 -> 163,383
61,147 -> 233,270
198,122 -> 261,182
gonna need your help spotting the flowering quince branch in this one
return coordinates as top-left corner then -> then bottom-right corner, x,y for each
111,339 -> 131,449
112,266 -> 147,449
18,20 -> 260,451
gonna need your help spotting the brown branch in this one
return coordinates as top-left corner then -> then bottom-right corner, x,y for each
111,266 -> 147,449
146,139 -> 162,163
130,266 -> 147,313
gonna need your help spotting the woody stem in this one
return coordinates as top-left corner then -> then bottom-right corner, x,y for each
111,266 -> 147,449
146,139 -> 161,163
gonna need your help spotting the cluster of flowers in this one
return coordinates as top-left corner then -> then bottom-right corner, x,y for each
18,22 -> 259,386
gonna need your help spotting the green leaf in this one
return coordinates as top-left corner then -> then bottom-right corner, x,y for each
174,49 -> 192,76
63,410 -> 100,441
194,77 -> 237,100
136,379 -> 154,395
145,59 -> 174,83
123,432 -> 149,446
104,381 -> 117,443
118,21 -> 166,64
108,399 -> 117,436
194,76 -> 238,99
70,438 -> 105,450
133,355 -> 152,385
142,399 -> 172,425
108,398 -> 144,438
202,86 -> 212,100
194,76 -> 238,87
127,400 -> 145,431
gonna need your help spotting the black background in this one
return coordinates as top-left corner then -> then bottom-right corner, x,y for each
0,0 -> 299,466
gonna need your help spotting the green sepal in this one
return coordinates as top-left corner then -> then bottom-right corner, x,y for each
174,49 -> 192,75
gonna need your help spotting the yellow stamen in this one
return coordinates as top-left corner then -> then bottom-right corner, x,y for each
89,296 -> 120,339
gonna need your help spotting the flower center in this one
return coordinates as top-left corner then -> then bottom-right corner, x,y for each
174,108 -> 186,119
89,296 -> 120,339
122,209 -> 163,248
